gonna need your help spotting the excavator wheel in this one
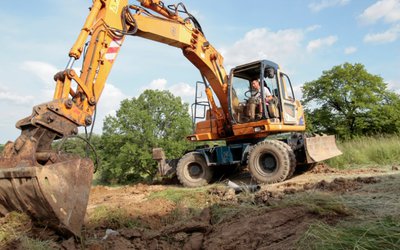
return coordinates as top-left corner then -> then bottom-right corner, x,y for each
176,152 -> 212,187
277,141 -> 296,179
247,140 -> 291,184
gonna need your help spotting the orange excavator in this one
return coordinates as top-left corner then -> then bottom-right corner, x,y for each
0,0 -> 341,237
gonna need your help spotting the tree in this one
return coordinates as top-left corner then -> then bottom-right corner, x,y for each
52,133 -> 102,171
99,90 -> 192,184
302,63 -> 400,138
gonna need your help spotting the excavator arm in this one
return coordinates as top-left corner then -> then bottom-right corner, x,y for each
0,0 -> 230,237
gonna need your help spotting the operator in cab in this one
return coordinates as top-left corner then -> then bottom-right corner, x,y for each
249,78 -> 273,120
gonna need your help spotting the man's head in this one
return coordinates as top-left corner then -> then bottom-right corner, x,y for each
251,79 -> 260,90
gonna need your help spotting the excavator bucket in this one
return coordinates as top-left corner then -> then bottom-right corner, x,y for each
304,135 -> 342,163
0,157 -> 93,237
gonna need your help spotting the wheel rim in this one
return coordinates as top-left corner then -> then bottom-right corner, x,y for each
258,152 -> 277,173
188,162 -> 204,178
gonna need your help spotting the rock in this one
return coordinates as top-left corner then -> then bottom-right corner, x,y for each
61,237 -> 77,250
102,229 -> 120,240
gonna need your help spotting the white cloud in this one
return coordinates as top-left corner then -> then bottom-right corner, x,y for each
92,83 -> 128,133
20,61 -> 58,87
97,83 -> 128,117
147,78 -> 168,90
387,79 -> 400,94
169,82 -> 195,97
142,78 -> 195,99
306,25 -> 322,32
363,24 -> 400,43
344,46 -> 357,54
359,0 -> 400,25
308,0 -> 350,12
0,85 -> 35,105
306,35 -> 338,52
219,28 -> 305,69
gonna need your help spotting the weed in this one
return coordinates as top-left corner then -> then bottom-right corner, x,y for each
87,206 -> 143,229
277,191 -> 350,217
19,236 -> 54,250
209,203 -> 263,225
0,212 -> 31,246
148,186 -> 211,208
298,216 -> 400,250
327,135 -> 400,168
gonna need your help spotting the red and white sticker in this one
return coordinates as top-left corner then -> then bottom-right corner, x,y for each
105,39 -> 122,63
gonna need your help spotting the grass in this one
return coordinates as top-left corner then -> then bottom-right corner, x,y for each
18,237 -> 54,250
0,212 -> 31,246
148,186 -> 212,208
297,173 -> 400,249
298,217 -> 400,250
326,135 -> 400,169
0,212 -> 54,250
86,206 -> 143,229
209,203 -> 264,225
276,191 -> 351,217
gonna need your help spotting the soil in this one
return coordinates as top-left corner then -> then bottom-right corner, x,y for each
4,164 -> 399,249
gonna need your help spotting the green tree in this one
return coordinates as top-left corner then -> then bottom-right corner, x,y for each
53,134 -> 103,170
0,144 -> 3,153
302,63 -> 400,138
99,89 -> 192,184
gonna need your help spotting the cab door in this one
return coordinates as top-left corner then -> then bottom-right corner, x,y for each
278,72 -> 297,124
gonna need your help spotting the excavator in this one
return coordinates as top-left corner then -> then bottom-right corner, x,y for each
0,0 -> 341,237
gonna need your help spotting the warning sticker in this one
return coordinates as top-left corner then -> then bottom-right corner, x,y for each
105,39 -> 122,63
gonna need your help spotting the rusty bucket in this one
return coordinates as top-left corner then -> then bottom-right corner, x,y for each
0,158 -> 93,237
304,135 -> 342,163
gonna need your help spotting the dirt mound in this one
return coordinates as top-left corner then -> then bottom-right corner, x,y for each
308,163 -> 338,174
204,206 -> 317,250
73,206 -> 323,250
304,176 -> 380,193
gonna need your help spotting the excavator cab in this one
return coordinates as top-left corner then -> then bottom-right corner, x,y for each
228,60 -> 301,127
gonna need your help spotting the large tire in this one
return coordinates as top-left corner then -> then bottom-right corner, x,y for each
277,141 -> 296,179
176,152 -> 213,187
247,140 -> 291,184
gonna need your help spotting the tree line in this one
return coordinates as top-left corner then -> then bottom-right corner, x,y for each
302,63 -> 400,139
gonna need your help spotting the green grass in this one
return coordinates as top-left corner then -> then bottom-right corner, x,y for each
0,212 -> 54,249
326,135 -> 400,168
298,217 -> 400,250
86,206 -> 143,229
148,186 -> 212,208
0,212 -> 31,246
276,191 -> 351,217
18,237 -> 54,250
297,173 -> 400,249
209,203 -> 264,225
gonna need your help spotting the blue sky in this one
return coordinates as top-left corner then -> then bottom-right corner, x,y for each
0,0 -> 399,142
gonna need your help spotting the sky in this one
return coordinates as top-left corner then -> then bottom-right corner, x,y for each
0,0 -> 399,142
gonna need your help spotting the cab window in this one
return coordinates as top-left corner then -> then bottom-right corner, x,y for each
280,73 -> 294,100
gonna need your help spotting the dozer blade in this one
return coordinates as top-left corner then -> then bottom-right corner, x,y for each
304,135 -> 342,163
0,158 -> 93,237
